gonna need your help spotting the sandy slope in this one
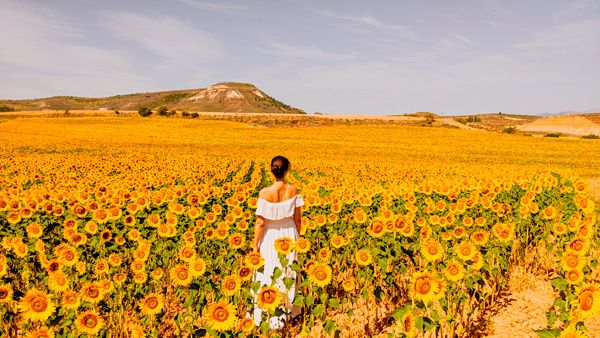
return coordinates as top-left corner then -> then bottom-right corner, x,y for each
517,116 -> 600,136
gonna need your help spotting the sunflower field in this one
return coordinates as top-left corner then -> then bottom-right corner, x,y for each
0,116 -> 599,337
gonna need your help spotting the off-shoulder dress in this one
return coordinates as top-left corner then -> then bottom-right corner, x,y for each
252,193 -> 304,329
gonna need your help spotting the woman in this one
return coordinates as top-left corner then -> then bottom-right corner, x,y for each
251,155 -> 304,329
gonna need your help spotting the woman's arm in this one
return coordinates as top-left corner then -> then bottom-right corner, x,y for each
252,216 -> 266,252
293,206 -> 302,235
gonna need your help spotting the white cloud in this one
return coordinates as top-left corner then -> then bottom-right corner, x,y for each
313,9 -> 419,41
179,0 -> 249,15
0,1 -> 155,98
103,12 -> 224,65
258,41 -> 355,61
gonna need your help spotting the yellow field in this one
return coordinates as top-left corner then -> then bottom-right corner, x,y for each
0,116 -> 599,337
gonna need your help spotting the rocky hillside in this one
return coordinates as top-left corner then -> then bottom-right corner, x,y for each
0,82 -> 305,114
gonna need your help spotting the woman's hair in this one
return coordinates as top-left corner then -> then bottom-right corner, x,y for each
270,155 -> 290,179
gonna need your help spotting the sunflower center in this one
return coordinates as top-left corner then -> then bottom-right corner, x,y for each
580,291 -> 594,311
213,307 -> 228,321
461,247 -> 471,256
571,241 -> 583,251
84,314 -> 98,328
225,281 -> 236,290
403,316 -> 412,332
449,265 -> 459,275
262,290 -> 276,303
566,256 -> 579,269
147,297 -> 158,309
416,278 -> 431,294
427,245 -> 438,255
178,269 -> 188,279
31,296 -> 48,312
315,269 -> 327,281
86,286 -> 100,298
0,290 -> 7,299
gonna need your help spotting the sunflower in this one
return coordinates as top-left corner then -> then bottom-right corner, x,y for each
342,278 -> 355,292
48,272 -> 69,292
0,283 -> 13,304
401,311 -> 416,337
421,240 -> 444,262
471,230 -> 489,246
418,225 -> 432,241
237,266 -> 253,281
24,327 -> 55,338
108,253 -> 122,267
245,252 -> 264,270
257,286 -> 283,313
237,317 -> 254,334
553,222 -> 568,235
317,247 -> 331,261
221,275 -> 241,297
575,283 -> 600,320
367,219 -> 386,238
81,282 -> 104,303
75,310 -> 104,335
139,293 -> 164,316
541,205 -> 558,220
17,288 -> 56,322
559,325 -> 588,338
133,272 -> 148,284
331,235 -> 346,249
94,259 -> 109,275
562,252 -> 586,271
26,223 -> 44,239
61,290 -> 80,310
228,233 -> 245,249
409,271 -> 442,303
204,299 -> 236,332
565,268 -> 585,285
492,223 -> 514,243
307,262 -> 332,288
444,260 -> 465,282
274,237 -> 295,255
455,241 -> 477,261
295,237 -> 311,253
150,268 -> 164,281
567,237 -> 589,256
178,246 -> 196,262
189,257 -> 207,277
170,264 -> 193,286
84,221 -> 98,234
355,249 -> 373,266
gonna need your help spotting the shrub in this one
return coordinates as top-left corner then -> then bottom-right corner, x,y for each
544,133 -> 560,138
581,134 -> 599,139
138,107 -> 152,117
181,111 -> 190,118
168,110 -> 177,117
157,106 -> 169,116
190,113 -> 199,118
502,127 -> 517,134
455,117 -> 467,124
466,115 -> 481,123
0,105 -> 15,112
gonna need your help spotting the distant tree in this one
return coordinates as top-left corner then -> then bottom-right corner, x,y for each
181,111 -> 190,118
138,107 -> 152,117
502,127 -> 517,134
544,133 -> 560,138
581,134 -> 600,139
190,112 -> 199,118
168,109 -> 177,117
157,106 -> 169,116
0,105 -> 15,112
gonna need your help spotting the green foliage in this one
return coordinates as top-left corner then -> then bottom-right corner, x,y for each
138,107 -> 152,117
0,105 -> 15,112
157,106 -> 169,116
502,127 -> 518,134
581,134 -> 599,139
181,111 -> 190,118
544,133 -> 561,138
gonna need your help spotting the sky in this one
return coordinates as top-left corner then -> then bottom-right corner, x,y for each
1,0 -> 599,115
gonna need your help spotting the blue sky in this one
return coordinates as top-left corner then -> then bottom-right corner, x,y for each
1,0 -> 599,115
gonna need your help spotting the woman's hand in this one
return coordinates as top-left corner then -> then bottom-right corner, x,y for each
251,239 -> 260,253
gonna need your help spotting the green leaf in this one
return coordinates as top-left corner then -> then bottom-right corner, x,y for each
390,304 -> 412,321
305,294 -> 315,306
284,277 -> 295,291
534,329 -> 560,338
328,298 -> 341,309
293,295 -> 305,306
313,304 -> 325,316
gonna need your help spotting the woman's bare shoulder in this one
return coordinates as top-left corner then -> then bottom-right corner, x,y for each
288,185 -> 299,195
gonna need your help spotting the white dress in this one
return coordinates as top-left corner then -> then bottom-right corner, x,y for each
252,194 -> 304,329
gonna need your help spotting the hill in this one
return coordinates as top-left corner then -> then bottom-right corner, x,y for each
0,82 -> 305,114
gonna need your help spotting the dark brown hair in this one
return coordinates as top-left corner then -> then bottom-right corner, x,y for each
270,156 -> 290,179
